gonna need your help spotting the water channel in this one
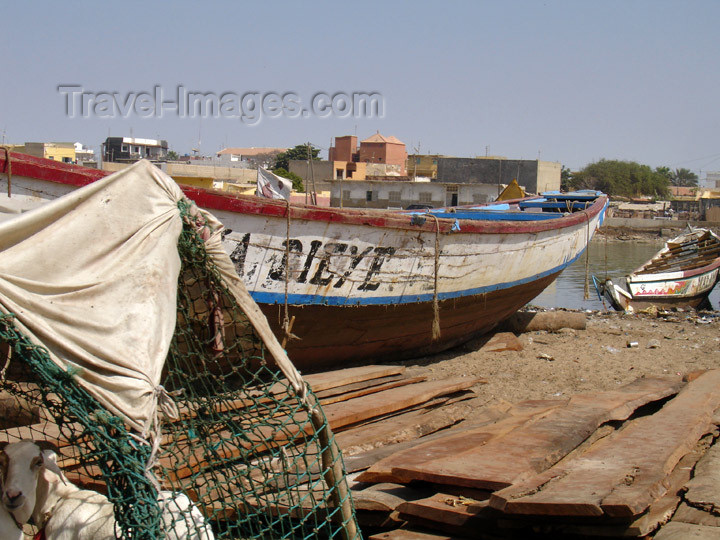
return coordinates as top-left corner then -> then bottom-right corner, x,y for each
531,238 -> 720,311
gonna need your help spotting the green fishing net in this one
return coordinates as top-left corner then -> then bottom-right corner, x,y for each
0,200 -> 360,539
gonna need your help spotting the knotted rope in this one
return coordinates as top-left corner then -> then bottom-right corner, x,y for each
426,213 -> 442,341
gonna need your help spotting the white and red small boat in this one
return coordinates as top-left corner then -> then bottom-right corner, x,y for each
597,228 -> 720,312
0,152 -> 608,370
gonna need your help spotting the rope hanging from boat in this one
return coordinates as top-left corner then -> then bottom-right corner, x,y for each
584,212 -> 591,300
1,146 -> 11,197
281,199 -> 296,348
427,213 -> 442,341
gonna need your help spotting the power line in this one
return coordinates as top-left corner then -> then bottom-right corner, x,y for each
670,151 -> 720,167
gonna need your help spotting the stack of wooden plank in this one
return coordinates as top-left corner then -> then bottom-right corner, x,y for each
7,365 -> 720,539
350,370 -> 720,540
1,363 -> 485,532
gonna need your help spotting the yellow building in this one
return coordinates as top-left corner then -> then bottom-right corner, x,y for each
15,142 -> 76,163
406,154 -> 445,179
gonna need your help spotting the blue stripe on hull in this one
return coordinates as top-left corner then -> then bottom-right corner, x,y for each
249,245 -> 588,307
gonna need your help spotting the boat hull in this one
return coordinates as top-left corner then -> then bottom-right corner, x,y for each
260,270 -> 561,370
598,228 -> 720,312
603,266 -> 719,312
0,154 -> 608,368
202,194 -> 605,368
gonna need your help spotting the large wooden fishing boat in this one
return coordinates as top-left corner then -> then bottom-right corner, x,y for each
596,227 -> 720,312
0,152 -> 608,369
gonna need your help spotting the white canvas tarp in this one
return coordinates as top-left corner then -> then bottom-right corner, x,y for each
0,160 -> 304,434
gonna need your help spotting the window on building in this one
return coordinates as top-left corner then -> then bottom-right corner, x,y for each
121,145 -> 128,152
389,191 -> 401,203
335,169 -> 344,179
366,191 -> 373,202
419,192 -> 432,203
135,146 -> 141,153
416,157 -> 421,164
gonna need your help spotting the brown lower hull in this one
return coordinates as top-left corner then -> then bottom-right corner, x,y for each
624,294 -> 712,312
259,272 -> 561,372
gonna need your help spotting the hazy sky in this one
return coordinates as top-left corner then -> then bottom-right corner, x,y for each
2,1 -> 719,173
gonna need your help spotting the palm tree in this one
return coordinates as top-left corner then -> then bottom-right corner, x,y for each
671,168 -> 698,187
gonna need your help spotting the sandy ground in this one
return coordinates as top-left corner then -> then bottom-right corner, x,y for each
400,309 -> 720,417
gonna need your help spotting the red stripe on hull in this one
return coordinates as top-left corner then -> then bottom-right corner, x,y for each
263,271 -> 561,371
0,152 -> 608,237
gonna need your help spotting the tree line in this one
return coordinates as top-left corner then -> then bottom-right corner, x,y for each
564,160 -> 699,198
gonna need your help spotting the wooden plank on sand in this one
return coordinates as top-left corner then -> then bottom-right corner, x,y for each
318,376 -> 428,406
653,521 -> 720,540
397,492 -> 492,530
303,365 -> 406,393
369,530 -> 463,540
391,376 -> 684,490
356,399 -> 566,484
335,400 -> 474,457
672,502 -> 720,527
536,433 -> 713,537
314,373 -> 408,400
352,483 -> 429,513
490,370 -> 720,518
682,436 -> 720,513
321,377 -> 482,432
343,403 -> 512,474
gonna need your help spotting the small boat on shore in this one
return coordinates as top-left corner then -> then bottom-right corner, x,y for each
1,152 -> 608,369
595,228 -> 720,312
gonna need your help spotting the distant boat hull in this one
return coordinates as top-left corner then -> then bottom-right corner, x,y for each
597,228 -> 720,312
1,153 -> 608,370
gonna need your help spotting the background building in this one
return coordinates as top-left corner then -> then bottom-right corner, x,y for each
11,142 -> 76,163
701,171 -> 720,189
102,137 -> 168,163
406,154 -> 444,179
330,179 -> 498,209
357,133 -> 407,175
216,147 -> 286,169
436,158 -> 561,194
328,133 -> 408,179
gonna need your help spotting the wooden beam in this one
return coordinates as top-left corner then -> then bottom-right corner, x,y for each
682,432 -> 720,513
318,376 -> 428,406
357,398 -> 565,484
653,521 -> 720,540
491,370 -> 720,518
390,376 -> 684,490
368,530 -> 464,540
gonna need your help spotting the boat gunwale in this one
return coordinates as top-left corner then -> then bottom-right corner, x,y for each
183,187 -> 608,236
629,257 -> 720,284
0,151 -> 608,236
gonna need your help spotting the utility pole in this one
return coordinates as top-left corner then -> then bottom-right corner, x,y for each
307,142 -> 317,205
497,159 -> 503,198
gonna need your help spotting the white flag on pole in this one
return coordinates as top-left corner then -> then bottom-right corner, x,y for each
256,168 -> 292,200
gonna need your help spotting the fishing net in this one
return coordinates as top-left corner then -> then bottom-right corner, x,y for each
0,198 -> 360,539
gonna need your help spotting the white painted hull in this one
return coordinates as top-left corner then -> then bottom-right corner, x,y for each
0,155 -> 608,367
